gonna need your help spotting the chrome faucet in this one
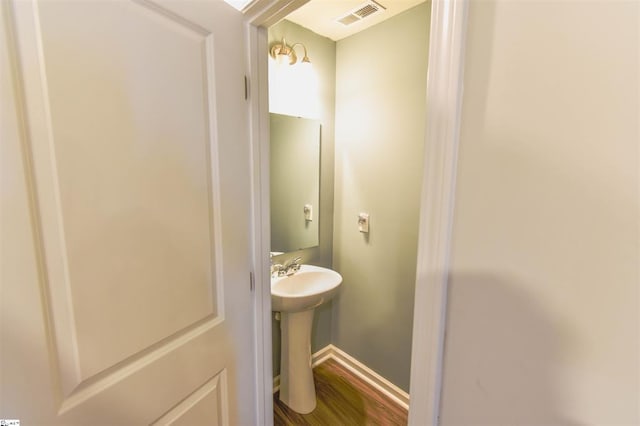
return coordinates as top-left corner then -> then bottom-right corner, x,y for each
271,256 -> 302,277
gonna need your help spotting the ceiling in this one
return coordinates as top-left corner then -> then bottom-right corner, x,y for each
285,0 -> 426,41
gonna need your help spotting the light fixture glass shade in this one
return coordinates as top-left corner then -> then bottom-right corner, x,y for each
269,59 -> 319,119
268,38 -> 318,118
276,53 -> 290,66
296,59 -> 314,77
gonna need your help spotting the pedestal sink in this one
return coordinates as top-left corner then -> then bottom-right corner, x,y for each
272,264 -> 342,414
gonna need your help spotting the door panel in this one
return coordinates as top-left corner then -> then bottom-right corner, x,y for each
1,0 -> 253,424
38,0 -> 221,385
152,371 -> 227,426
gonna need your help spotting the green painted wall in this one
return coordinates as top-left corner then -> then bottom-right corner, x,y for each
268,20 -> 336,377
332,3 -> 431,392
268,4 -> 431,390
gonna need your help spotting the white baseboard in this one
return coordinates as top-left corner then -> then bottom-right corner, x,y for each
327,345 -> 410,410
311,344 -> 333,367
272,344 -> 410,410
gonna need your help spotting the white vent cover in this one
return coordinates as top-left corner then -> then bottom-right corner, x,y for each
337,0 -> 386,26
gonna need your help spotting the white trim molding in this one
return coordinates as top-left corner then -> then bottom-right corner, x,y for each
244,12 -> 273,426
243,3 -> 314,426
408,1 -> 469,426
243,0 -> 310,28
245,22 -> 274,426
328,345 -> 410,410
273,345 -> 410,410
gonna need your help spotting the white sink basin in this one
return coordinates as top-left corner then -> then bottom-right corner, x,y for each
271,264 -> 342,413
271,264 -> 342,313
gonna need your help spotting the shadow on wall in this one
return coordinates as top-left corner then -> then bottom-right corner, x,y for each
439,273 -> 585,426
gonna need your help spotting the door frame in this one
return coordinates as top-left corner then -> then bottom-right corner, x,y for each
406,1 -> 468,424
243,1 -> 469,424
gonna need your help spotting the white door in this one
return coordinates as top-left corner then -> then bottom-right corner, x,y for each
1,0 -> 255,424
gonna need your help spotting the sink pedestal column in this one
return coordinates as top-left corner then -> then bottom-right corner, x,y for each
279,309 -> 316,414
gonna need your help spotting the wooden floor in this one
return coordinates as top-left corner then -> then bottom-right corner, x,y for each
273,358 -> 408,426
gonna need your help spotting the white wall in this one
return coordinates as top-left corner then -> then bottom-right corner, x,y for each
441,1 -> 639,424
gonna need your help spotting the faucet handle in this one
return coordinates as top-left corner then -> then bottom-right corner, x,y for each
271,263 -> 283,276
284,256 -> 302,268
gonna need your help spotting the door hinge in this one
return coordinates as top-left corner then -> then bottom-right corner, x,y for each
244,75 -> 249,100
249,271 -> 255,291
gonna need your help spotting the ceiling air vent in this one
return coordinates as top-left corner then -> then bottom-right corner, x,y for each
337,0 -> 386,26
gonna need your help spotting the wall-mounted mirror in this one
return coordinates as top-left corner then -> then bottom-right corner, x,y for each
270,113 -> 320,253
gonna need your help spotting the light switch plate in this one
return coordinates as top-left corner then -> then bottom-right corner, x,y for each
358,212 -> 369,233
304,204 -> 313,221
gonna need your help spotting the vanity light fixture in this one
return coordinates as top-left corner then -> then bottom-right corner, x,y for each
269,38 -> 311,66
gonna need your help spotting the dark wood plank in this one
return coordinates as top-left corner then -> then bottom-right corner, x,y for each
274,358 -> 408,426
